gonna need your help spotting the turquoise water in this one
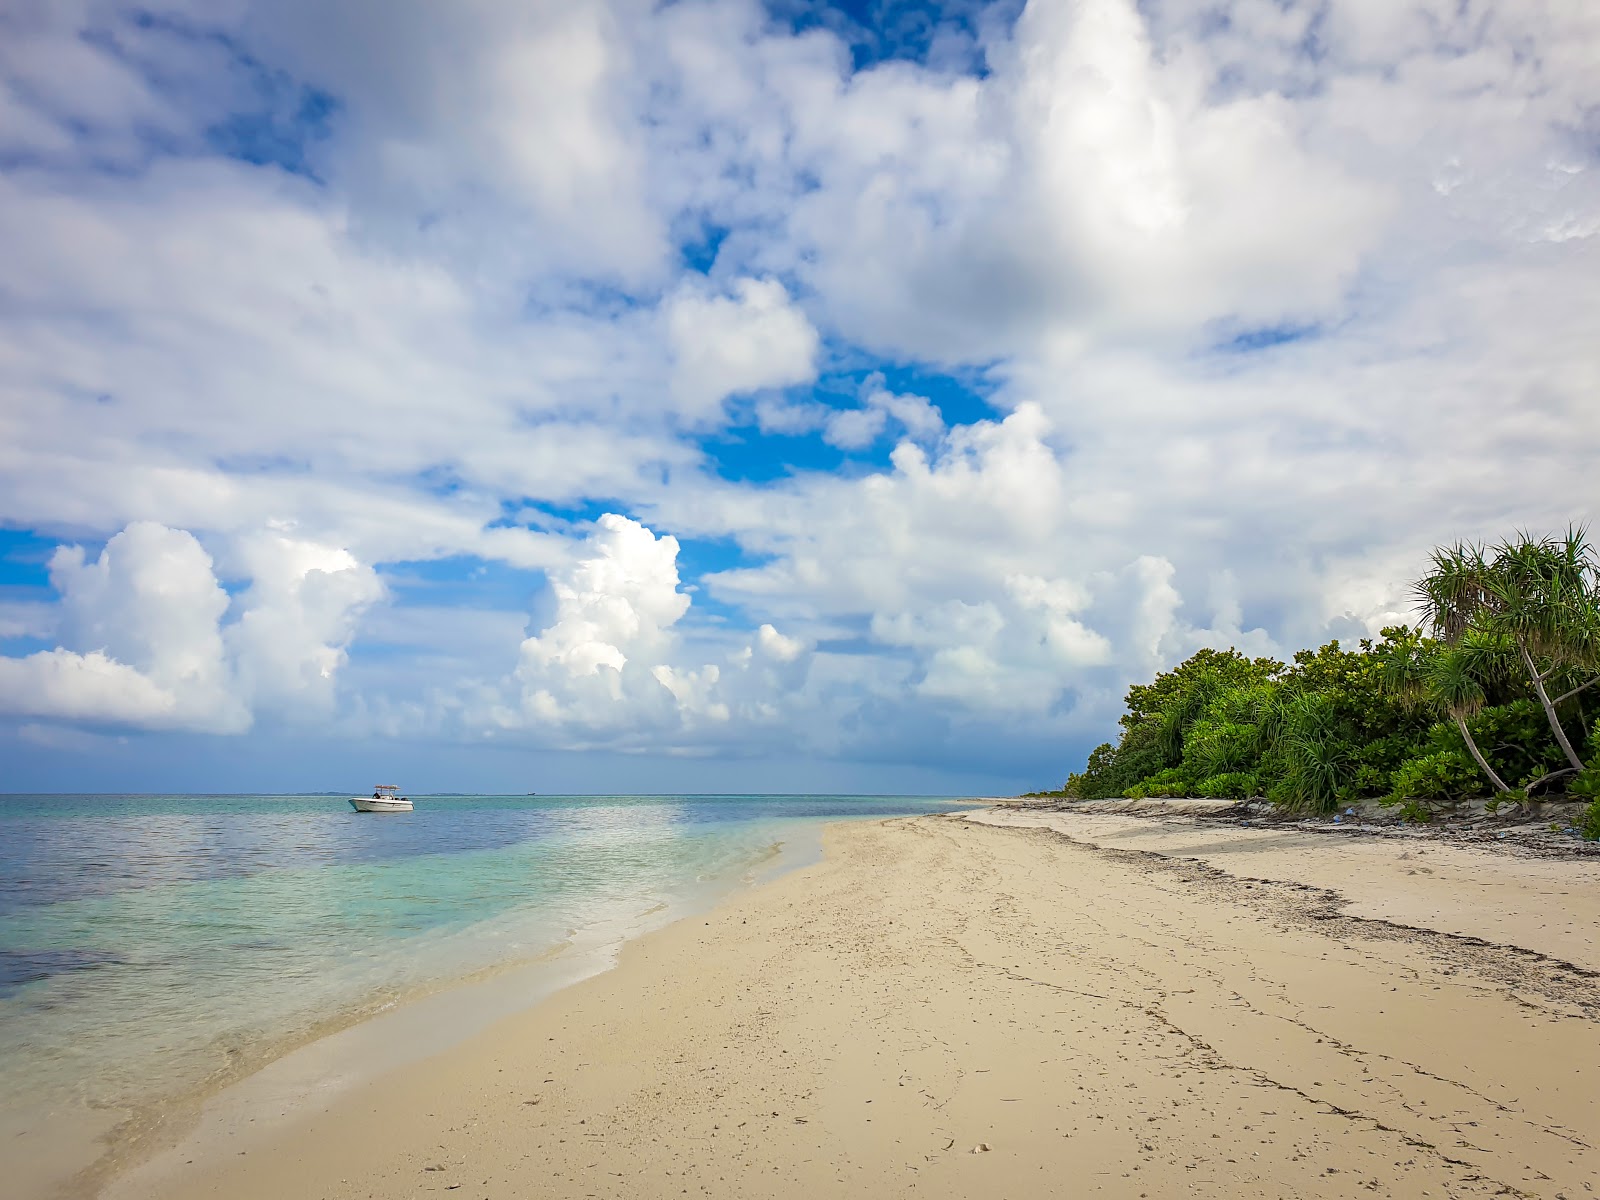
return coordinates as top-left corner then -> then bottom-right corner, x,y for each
0,793 -> 964,1124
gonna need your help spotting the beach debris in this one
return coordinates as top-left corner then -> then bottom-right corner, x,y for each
971,1142 -> 991,1153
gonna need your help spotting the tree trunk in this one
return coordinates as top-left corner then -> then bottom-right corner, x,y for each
1455,713 -> 1511,792
1519,641 -> 1585,770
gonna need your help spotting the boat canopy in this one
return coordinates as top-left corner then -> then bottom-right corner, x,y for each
372,784 -> 401,793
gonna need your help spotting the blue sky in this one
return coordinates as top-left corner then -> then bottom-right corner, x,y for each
0,0 -> 1596,793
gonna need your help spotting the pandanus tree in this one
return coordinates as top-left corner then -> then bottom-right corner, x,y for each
1427,637 -> 1515,792
1273,692 -> 1350,813
1377,628 -> 1510,793
1480,530 -> 1600,770
1414,529 -> 1600,775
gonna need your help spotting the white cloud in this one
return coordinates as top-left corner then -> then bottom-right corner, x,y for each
822,405 -> 887,450
1,0 -> 1598,783
0,650 -> 191,728
225,528 -> 386,716
822,376 -> 946,450
0,521 -> 385,733
781,0 -> 1390,361
0,4 -> 213,167
667,402 -> 1282,739
495,514 -> 812,748
0,156 -> 692,567
0,523 -> 246,731
517,514 -> 688,689
239,0 -> 669,287
666,277 -> 819,421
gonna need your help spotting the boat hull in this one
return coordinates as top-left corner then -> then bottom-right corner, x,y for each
349,797 -> 413,813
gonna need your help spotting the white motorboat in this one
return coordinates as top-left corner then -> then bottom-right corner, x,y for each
350,784 -> 413,813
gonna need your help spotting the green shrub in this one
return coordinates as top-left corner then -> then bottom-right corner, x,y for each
1483,787 -> 1527,816
1196,772 -> 1256,799
1127,767 -> 1192,798
1346,732 -> 1425,797
1181,718 -> 1259,780
1063,730 -> 1167,799
1055,546 -> 1600,822
1271,693 -> 1352,814
1393,797 -> 1437,823
1569,765 -> 1600,803
1581,798 -> 1600,841
1464,701 -> 1569,791
1385,749 -> 1484,815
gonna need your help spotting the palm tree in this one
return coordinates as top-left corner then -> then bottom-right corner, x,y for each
1377,628 -> 1510,793
1426,640 -> 1512,792
1414,529 -> 1600,774
1482,529 -> 1600,771
1414,542 -> 1493,644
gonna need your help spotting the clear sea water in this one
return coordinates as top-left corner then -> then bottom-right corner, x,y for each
0,793 -> 965,1136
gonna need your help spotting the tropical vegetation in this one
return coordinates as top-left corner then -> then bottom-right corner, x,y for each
1054,529 -> 1600,838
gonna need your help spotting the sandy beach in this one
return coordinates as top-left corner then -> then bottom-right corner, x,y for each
101,810 -> 1600,1200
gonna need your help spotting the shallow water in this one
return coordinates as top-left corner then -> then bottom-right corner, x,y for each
0,793 -> 963,1129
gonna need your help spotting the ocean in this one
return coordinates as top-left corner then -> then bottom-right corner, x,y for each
0,790 -> 968,1180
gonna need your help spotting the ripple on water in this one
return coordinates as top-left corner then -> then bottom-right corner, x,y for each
0,794 -> 969,1136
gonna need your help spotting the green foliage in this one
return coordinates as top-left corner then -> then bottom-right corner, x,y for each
1125,767 -> 1192,799
1063,727 -> 1165,799
1196,772 -> 1256,800
1576,767 -> 1600,840
1464,700 -> 1570,790
1270,693 -> 1351,814
1181,716 -> 1258,780
1483,788 -> 1527,816
1346,733 -> 1419,797
1121,648 -> 1283,731
1415,529 -> 1600,772
1385,748 -> 1484,815
1059,524 -> 1600,820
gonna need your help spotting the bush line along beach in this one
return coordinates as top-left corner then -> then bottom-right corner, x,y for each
1042,527 -> 1600,841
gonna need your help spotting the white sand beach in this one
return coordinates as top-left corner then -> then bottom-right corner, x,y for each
99,810 -> 1600,1200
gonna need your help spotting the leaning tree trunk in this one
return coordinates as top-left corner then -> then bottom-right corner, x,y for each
1455,713 -> 1511,793
1519,641 -> 1586,770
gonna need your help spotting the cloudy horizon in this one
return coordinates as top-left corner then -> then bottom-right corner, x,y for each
1,0 -> 1596,794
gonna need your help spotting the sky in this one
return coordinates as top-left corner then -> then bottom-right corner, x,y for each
0,0 -> 1597,795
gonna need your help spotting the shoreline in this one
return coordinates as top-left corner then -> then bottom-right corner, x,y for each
95,808 -> 1600,1200
19,825 -> 828,1200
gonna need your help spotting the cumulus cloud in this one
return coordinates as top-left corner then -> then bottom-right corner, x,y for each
225,528 -> 386,716
2,0 -> 1597,784
0,523 -> 245,731
668,402 -> 1283,752
498,514 -> 811,748
666,277 -> 820,421
780,0 -> 1390,361
0,521 -> 383,733
511,514 -> 689,725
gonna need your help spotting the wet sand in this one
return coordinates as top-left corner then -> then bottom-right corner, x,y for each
103,812 -> 1600,1199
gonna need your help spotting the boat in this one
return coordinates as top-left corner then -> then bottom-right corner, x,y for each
350,785 -> 413,813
